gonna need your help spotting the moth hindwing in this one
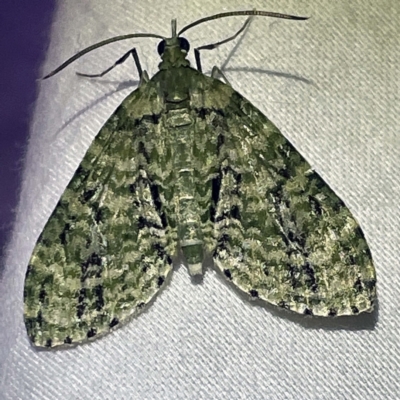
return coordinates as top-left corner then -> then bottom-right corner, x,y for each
24,10 -> 376,349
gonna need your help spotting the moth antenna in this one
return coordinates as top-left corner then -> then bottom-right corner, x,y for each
42,33 -> 165,80
195,15 -> 252,52
178,10 -> 308,36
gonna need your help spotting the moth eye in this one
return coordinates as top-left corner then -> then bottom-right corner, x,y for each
179,37 -> 190,52
157,40 -> 166,55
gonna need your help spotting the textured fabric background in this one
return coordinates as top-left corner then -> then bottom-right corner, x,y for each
1,0 -> 399,399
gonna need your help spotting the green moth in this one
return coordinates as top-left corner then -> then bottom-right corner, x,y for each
24,10 -> 377,349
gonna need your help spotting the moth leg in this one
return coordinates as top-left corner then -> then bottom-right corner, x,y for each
194,16 -> 252,72
76,48 -> 147,82
210,66 -> 231,85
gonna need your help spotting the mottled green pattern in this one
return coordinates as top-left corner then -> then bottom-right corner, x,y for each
212,94 -> 376,316
25,28 -> 376,349
24,101 -> 174,348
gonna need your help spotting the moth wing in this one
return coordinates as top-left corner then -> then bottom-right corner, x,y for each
212,88 -> 376,316
24,82 -> 173,348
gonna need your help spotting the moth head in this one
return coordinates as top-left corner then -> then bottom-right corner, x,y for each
157,37 -> 190,57
157,19 -> 191,68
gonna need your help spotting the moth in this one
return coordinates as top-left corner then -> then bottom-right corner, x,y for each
24,10 -> 377,349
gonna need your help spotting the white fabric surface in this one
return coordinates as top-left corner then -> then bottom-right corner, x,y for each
1,0 -> 400,398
